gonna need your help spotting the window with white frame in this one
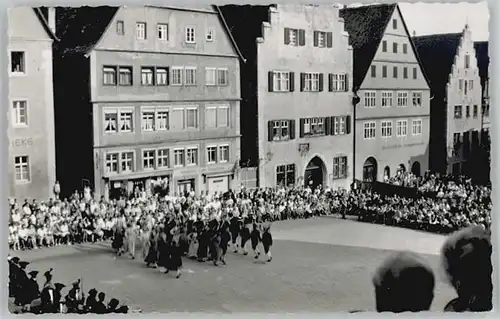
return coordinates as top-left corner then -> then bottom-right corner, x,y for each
143,150 -> 155,169
136,22 -> 146,40
276,164 -> 296,187
304,73 -> 320,92
158,23 -> 168,41
186,147 -> 198,166
303,117 -> 325,136
205,68 -> 216,86
119,111 -> 133,132
396,120 -> 408,137
317,31 -> 326,47
381,91 -> 393,107
116,20 -> 124,35
170,108 -> 184,130
412,119 -> 422,135
171,67 -> 183,85
12,100 -> 28,126
184,67 -> 197,85
397,92 -> 409,107
333,116 -> 347,135
103,66 -> 117,85
458,79 -> 463,91
205,107 -> 217,128
272,120 -> 289,141
185,27 -> 196,43
156,110 -> 169,131
157,149 -> 169,168
11,52 -> 25,74
363,121 -> 376,139
331,74 -> 346,91
468,80 -> 473,91
219,145 -> 229,163
156,68 -> 168,85
412,92 -> 422,107
186,107 -> 198,129
217,68 -> 228,86
118,67 -> 132,86
141,110 -> 155,131
121,152 -> 134,173
105,153 -> 119,174
14,156 -> 30,182
217,106 -> 229,127
173,149 -> 185,167
206,28 -> 214,41
207,146 -> 217,164
364,91 -> 376,108
333,156 -> 347,179
288,28 -> 298,46
141,67 -> 154,86
381,120 -> 392,137
104,111 -> 118,133
273,71 -> 290,92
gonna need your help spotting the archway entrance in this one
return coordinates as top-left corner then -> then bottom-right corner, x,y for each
304,156 -> 325,190
383,166 -> 391,181
411,161 -> 421,177
363,157 -> 378,182
398,164 -> 406,174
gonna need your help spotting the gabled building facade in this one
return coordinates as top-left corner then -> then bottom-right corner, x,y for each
414,25 -> 484,177
7,7 -> 58,200
340,4 -> 431,183
54,6 -> 244,199
221,4 -> 354,190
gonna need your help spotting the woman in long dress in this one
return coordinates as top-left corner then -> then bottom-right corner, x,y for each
187,231 -> 198,260
144,230 -> 158,267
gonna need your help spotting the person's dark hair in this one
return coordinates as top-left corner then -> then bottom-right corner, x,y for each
372,251 -> 435,313
98,292 -> 105,302
441,225 -> 492,312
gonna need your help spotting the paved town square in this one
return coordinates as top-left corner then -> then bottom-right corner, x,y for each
11,217 -> 456,313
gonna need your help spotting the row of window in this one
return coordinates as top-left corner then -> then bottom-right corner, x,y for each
370,65 -> 419,80
268,116 -> 351,142
269,71 -> 349,93
103,65 -> 229,87
284,28 -> 335,48
276,157 -> 348,186
363,119 -> 423,139
105,144 -> 230,174
119,20 -> 215,44
14,156 -> 30,183
103,105 -> 230,134
454,104 -> 480,119
364,91 -> 422,108
381,40 -> 409,54
458,79 -> 474,95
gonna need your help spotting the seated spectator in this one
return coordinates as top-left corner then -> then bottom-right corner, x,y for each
372,251 -> 435,312
441,225 -> 492,312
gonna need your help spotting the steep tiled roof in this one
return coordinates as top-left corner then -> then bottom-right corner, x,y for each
339,4 -> 397,90
55,6 -> 119,56
412,33 -> 462,95
474,41 -> 489,90
33,7 -> 59,41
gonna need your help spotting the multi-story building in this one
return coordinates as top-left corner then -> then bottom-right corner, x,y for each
53,6 -> 244,199
340,4 -> 431,182
7,7 -> 58,200
474,41 -> 490,133
413,25 -> 484,177
220,4 -> 354,190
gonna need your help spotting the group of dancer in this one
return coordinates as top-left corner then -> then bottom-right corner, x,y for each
111,211 -> 274,278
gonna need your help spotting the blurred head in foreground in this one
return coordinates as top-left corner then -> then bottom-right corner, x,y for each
372,251 -> 435,312
441,225 -> 492,312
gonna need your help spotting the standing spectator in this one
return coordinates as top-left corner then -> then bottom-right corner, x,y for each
53,181 -> 61,200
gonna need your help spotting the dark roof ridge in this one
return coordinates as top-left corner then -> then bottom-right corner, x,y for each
33,7 -> 59,41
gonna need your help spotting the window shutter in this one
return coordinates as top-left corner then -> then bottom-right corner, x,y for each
331,116 -> 337,135
268,71 -> 274,92
326,32 -> 333,48
313,31 -> 318,47
268,121 -> 274,141
346,115 -> 352,134
289,72 -> 295,92
289,120 -> 296,139
319,73 -> 324,92
328,73 -> 333,92
299,118 -> 305,138
300,73 -> 305,92
284,28 -> 290,45
325,117 -> 332,135
345,74 -> 349,92
166,67 -> 170,85
298,29 -> 306,46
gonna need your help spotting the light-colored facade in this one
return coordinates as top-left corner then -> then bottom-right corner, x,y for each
256,4 -> 354,190
445,25 -> 483,175
7,8 -> 57,200
90,6 -> 242,199
354,6 -> 430,182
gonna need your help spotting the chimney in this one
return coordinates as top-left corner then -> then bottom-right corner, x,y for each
412,30 -> 416,37
47,7 -> 56,35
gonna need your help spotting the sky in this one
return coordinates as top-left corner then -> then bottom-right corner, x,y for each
350,1 -> 490,41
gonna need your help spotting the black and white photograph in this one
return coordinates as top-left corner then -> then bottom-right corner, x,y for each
6,1 -> 493,314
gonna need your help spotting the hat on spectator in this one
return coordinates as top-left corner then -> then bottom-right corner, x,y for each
372,251 -> 435,313
28,270 -> 39,277
44,268 -> 54,280
10,256 -> 20,264
19,261 -> 30,269
54,283 -> 65,290
88,288 -> 98,296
